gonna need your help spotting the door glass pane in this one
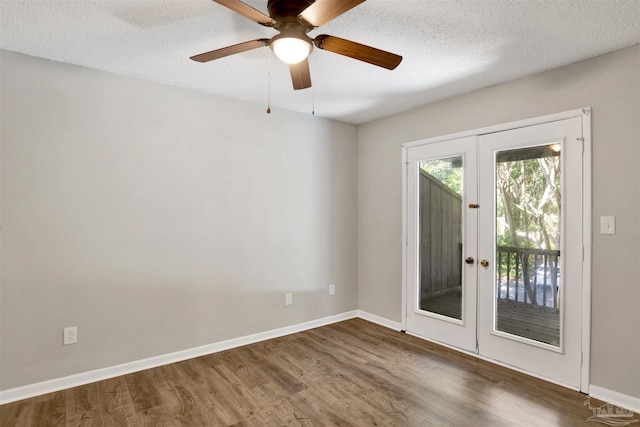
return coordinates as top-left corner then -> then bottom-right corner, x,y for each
494,143 -> 561,346
419,156 -> 463,320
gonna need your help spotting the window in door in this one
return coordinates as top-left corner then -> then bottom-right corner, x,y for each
494,143 -> 562,347
418,157 -> 464,320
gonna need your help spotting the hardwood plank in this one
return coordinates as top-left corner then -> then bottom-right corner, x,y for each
183,357 -> 247,425
66,383 -> 102,427
155,363 -> 219,426
0,398 -> 33,427
96,377 -> 139,427
159,360 -> 232,426
124,370 -> 161,414
30,391 -> 66,427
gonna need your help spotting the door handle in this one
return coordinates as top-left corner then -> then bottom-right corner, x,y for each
465,257 -> 474,265
480,259 -> 489,267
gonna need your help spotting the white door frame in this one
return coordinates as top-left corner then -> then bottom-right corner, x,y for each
401,108 -> 592,393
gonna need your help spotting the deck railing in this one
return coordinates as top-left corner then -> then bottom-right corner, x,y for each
496,246 -> 560,308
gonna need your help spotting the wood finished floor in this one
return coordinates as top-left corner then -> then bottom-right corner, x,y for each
0,318 -> 625,426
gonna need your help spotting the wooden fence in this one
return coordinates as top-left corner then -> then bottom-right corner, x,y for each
419,170 -> 463,299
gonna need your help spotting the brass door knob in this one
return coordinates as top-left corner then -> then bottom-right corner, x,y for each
465,257 -> 475,265
480,259 -> 489,267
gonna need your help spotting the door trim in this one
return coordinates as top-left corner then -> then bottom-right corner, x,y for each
401,108 -> 591,393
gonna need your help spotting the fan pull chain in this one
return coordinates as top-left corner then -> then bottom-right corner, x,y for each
266,49 -> 271,114
310,56 -> 315,115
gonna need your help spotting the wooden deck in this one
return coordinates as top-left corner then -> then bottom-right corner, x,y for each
0,318 -> 624,426
496,299 -> 560,346
421,291 -> 462,320
421,294 -> 560,346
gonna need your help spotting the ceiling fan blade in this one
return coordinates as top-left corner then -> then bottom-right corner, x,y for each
211,0 -> 275,27
190,39 -> 270,62
289,59 -> 312,90
314,35 -> 402,70
299,0 -> 365,27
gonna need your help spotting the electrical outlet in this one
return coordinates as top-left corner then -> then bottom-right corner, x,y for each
63,326 -> 77,345
329,284 -> 336,296
285,293 -> 293,306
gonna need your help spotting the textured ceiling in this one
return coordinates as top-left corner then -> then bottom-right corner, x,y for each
1,0 -> 639,124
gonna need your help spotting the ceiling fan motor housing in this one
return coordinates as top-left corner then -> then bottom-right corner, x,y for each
267,0 -> 315,60
267,0 -> 314,27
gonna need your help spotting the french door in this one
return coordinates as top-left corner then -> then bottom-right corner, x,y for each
404,113 -> 589,390
405,136 -> 478,352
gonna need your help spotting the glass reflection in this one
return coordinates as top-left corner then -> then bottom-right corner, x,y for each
419,156 -> 463,320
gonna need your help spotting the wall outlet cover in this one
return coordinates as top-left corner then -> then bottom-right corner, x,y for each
63,326 -> 77,345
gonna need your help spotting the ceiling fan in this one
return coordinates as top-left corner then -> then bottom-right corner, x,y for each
190,0 -> 403,90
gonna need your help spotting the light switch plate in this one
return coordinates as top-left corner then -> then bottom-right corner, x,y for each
600,216 -> 615,235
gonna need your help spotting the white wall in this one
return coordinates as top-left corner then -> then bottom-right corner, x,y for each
358,46 -> 640,399
0,51 -> 358,390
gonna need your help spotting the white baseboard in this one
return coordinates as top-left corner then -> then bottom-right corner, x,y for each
0,310 -> 358,405
356,310 -> 402,331
589,384 -> 640,413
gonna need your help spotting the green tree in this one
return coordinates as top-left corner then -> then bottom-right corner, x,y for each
420,157 -> 463,196
496,149 -> 561,305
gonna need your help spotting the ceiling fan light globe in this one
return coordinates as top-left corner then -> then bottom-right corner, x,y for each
272,37 -> 311,64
